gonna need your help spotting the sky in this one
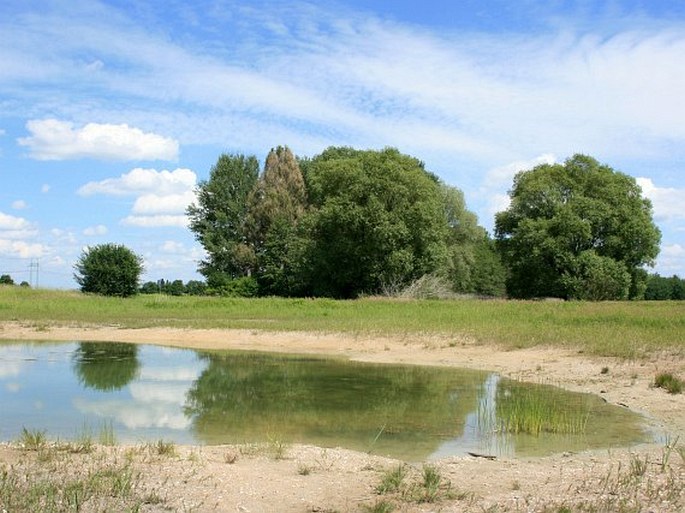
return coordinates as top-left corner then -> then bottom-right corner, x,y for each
1,0 -> 684,289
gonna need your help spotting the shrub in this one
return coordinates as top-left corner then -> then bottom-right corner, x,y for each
74,243 -> 144,297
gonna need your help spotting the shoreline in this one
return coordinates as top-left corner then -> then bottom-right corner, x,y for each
1,322 -> 684,512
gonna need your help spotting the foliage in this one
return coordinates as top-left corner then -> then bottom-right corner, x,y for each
645,274 -> 685,300
73,243 -> 144,297
0,274 -> 14,285
303,147 -> 450,297
187,153 -> 259,280
495,154 -> 661,299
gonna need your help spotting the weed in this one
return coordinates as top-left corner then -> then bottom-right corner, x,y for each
224,450 -> 239,464
297,463 -> 312,476
149,439 -> 177,457
600,366 -> 610,374
99,420 -> 116,446
363,499 -> 395,513
376,465 -> 406,494
18,427 -> 47,451
412,465 -> 453,503
266,434 -> 289,460
654,372 -> 683,394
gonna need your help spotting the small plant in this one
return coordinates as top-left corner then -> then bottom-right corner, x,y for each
224,450 -> 239,464
152,439 -> 177,457
600,366 -> 610,375
376,465 -> 407,494
654,372 -> 683,394
266,435 -> 289,460
297,463 -> 312,476
99,420 -> 116,446
18,427 -> 47,451
363,499 -> 395,513
414,465 -> 453,503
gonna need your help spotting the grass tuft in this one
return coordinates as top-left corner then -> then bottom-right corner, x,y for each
654,372 -> 683,394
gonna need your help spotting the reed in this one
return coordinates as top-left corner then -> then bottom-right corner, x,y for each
494,381 -> 592,436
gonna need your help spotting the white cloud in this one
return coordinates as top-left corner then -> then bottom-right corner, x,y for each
78,168 -> 196,229
131,191 -> 195,215
655,244 -> 685,276
0,240 -> 45,258
11,200 -> 27,210
480,154 -> 558,218
0,212 -> 38,239
636,178 -> 685,221
78,168 -> 195,197
18,119 -> 179,161
41,184 -> 50,193
121,215 -> 189,228
83,224 -> 108,236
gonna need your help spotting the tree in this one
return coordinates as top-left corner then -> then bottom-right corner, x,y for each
245,146 -> 309,296
74,243 -> 144,297
495,155 -> 661,299
73,342 -> 139,391
302,147 -> 449,298
187,153 -> 259,281
0,274 -> 14,285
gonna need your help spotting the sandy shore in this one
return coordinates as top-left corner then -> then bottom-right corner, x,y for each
1,322 -> 684,512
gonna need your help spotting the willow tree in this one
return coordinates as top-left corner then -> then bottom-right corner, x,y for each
495,154 -> 661,300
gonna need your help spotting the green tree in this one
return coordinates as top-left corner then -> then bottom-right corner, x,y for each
440,185 -> 506,296
303,147 -> 449,298
187,153 -> 259,281
495,155 -> 661,299
74,243 -> 144,297
0,274 -> 14,285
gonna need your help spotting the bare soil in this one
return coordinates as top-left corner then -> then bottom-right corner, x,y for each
1,323 -> 684,512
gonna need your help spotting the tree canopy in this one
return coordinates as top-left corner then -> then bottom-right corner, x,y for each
187,146 -> 502,298
73,243 -> 144,297
495,154 -> 661,300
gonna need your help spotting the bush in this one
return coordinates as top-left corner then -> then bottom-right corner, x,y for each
74,243 -> 144,297
654,373 -> 683,394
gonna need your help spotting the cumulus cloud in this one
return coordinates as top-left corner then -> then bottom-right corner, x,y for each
18,119 -> 179,161
121,215 -> 189,228
131,191 -> 195,215
78,168 -> 195,197
78,168 -> 196,229
0,211 -> 38,239
0,240 -> 44,258
655,244 -> 685,276
83,224 -> 108,236
480,154 -> 558,217
636,178 -> 685,221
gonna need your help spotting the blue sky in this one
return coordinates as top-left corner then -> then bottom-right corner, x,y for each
1,0 -> 684,288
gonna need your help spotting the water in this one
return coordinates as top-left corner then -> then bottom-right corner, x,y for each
0,341 -> 648,460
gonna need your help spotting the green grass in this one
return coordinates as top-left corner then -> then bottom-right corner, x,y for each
494,382 -> 592,436
1,287 -> 683,358
654,372 -> 683,394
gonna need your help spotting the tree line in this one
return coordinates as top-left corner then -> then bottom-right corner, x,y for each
74,147 -> 670,301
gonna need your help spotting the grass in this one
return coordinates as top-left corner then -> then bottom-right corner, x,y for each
494,381 -> 592,436
1,287 -> 683,358
654,372 -> 683,394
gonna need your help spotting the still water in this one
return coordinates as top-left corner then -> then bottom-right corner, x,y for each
0,341 -> 648,460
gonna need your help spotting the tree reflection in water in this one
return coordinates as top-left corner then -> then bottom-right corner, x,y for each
73,342 -> 140,391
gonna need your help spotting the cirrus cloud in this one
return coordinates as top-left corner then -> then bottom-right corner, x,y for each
18,119 -> 179,161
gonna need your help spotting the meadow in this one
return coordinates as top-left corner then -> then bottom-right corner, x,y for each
0,286 -> 682,359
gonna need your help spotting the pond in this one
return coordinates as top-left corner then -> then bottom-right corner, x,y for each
0,341 -> 649,461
